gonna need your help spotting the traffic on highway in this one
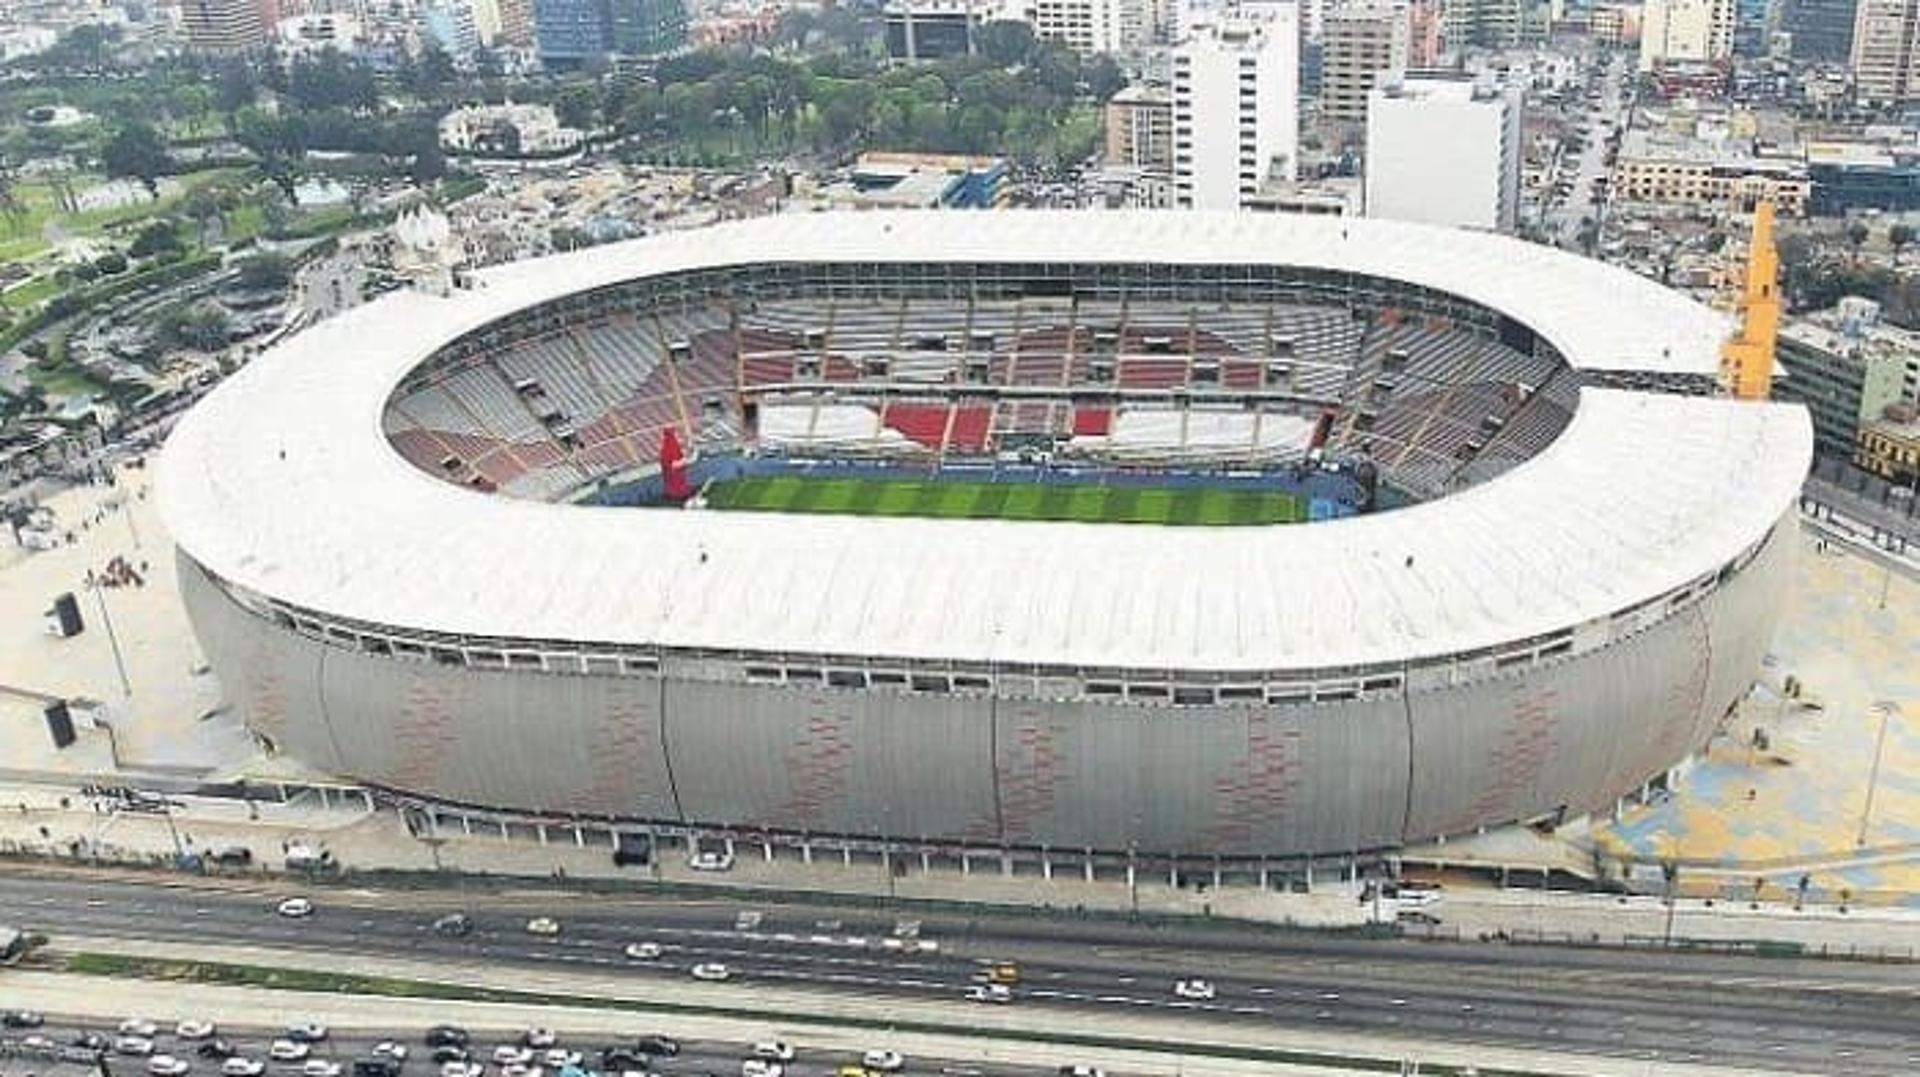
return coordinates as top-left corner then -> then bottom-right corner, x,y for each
3,870 -> 1918,1075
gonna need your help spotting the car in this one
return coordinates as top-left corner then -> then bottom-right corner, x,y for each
20,1034 -> 53,1050
223,1060 -> 266,1077
1172,978 -> 1216,1001
1058,1068 -> 1106,1077
425,1027 -> 471,1048
986,962 -> 1021,985
285,1023 -> 328,1043
268,1041 -> 311,1062
690,962 -> 731,982
543,1049 -> 582,1067
838,1066 -> 868,1077
301,1061 -> 343,1077
432,913 -> 474,937
740,1062 -> 783,1077
440,1064 -> 483,1077
2,1009 -> 43,1028
351,1061 -> 400,1077
862,1050 -> 905,1071
117,1036 -> 158,1056
74,1032 -> 111,1051
277,897 -> 316,919
494,1046 -> 535,1065
148,1055 -> 191,1076
525,917 -> 561,936
688,850 -> 735,871
501,1065 -> 545,1077
429,1046 -> 471,1064
120,1019 -> 161,1038
964,984 -> 1012,1004
624,941 -> 663,960
522,1028 -> 558,1048
601,1049 -> 648,1071
371,1042 -> 408,1061
751,1042 -> 796,1062
197,1040 -> 238,1059
633,1035 -> 679,1058
177,1020 -> 218,1040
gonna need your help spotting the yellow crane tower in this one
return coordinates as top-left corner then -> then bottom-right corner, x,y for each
1721,201 -> 1781,400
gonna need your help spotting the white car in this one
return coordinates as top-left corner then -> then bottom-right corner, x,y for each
440,1064 -> 484,1077
276,897 -> 315,919
301,1062 -> 342,1077
502,1066 -> 545,1077
522,1028 -> 557,1048
372,1043 -> 408,1061
624,941 -> 663,960
751,1042 -> 796,1062
862,1050 -> 905,1071
740,1062 -> 783,1077
116,1037 -> 157,1056
176,1020 -> 217,1040
525,917 -> 561,936
120,1019 -> 160,1038
690,962 -> 731,982
542,1049 -> 582,1068
148,1056 -> 191,1076
221,1059 -> 265,1077
494,1046 -> 535,1065
688,850 -> 735,871
965,984 -> 1013,1004
267,1041 -> 310,1062
285,1023 -> 328,1043
1172,978 -> 1216,1001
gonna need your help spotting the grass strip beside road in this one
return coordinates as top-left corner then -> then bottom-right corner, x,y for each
63,952 -> 1556,1077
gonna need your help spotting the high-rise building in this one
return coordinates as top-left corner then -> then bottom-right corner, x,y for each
180,0 -> 267,51
1781,0 -> 1858,59
1363,76 -> 1520,231
1015,0 -> 1144,53
1320,3 -> 1407,125
496,0 -> 535,48
1171,5 -> 1300,209
884,0 -> 1011,59
467,0 -> 503,43
532,0 -> 682,62
1638,0 -> 1735,69
1442,0 -> 1522,48
1406,0 -> 1443,64
1850,0 -> 1920,104
1105,83 -> 1173,167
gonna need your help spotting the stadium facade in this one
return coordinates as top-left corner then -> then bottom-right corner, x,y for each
159,212 -> 1812,860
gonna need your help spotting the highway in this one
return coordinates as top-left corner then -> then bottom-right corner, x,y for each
2,869 -> 1918,1074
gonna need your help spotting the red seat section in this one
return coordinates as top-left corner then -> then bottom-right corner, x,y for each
883,403 -> 950,449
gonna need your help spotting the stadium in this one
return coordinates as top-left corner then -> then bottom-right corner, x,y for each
158,211 -> 1812,864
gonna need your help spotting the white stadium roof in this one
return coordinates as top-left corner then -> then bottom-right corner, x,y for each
158,211 -> 1812,672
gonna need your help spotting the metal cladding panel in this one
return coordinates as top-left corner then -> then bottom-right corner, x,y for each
1405,609 -> 1711,840
1698,514 -> 1796,745
178,553 -> 339,771
993,697 -> 1409,856
316,651 -> 677,819
661,681 -> 997,840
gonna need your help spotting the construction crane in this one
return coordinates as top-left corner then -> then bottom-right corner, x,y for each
1721,200 -> 1781,400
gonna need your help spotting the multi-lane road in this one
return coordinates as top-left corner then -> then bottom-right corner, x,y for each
2,869 -> 1918,1075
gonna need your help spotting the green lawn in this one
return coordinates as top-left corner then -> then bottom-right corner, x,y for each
703,475 -> 1309,526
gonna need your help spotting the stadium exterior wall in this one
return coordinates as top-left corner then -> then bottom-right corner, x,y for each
176,510 -> 1796,857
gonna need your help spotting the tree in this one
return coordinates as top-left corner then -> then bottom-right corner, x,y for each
977,20 -> 1037,67
236,252 -> 292,291
130,221 -> 185,260
555,84 -> 599,131
102,123 -> 172,198
1846,221 -> 1871,263
215,61 -> 258,119
157,303 -> 231,352
1890,223 -> 1914,262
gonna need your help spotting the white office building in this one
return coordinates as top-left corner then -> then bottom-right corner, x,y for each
1171,5 -> 1301,210
1638,0 -> 1734,71
1364,76 -> 1522,231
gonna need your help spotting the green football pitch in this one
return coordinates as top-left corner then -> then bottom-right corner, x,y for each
702,475 -> 1310,525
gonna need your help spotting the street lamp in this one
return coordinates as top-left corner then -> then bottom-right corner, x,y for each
1857,701 -> 1900,847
